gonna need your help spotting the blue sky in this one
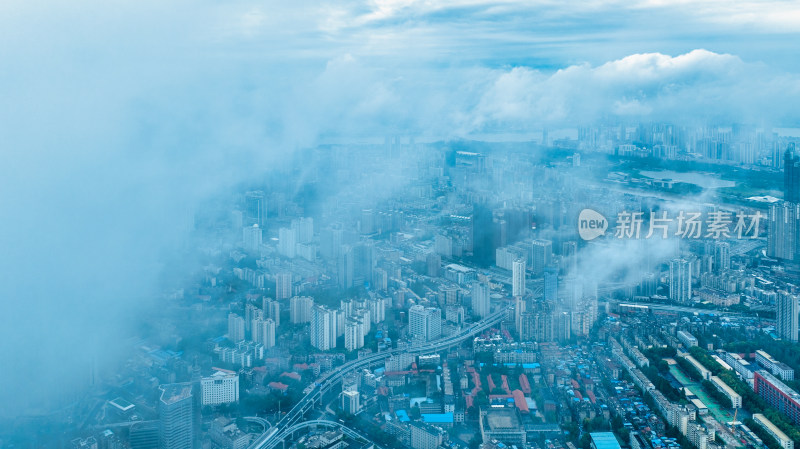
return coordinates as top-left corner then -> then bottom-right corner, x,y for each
1,0 -> 800,416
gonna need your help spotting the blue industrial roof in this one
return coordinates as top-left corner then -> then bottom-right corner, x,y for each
421,413 -> 454,424
395,410 -> 410,422
590,432 -> 621,449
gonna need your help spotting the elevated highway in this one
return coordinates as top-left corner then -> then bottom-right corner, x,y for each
248,307 -> 509,449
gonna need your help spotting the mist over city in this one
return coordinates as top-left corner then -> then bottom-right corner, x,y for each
2,2 -> 800,449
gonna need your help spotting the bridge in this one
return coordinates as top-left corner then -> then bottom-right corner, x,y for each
260,419 -> 379,449
248,307 -> 510,449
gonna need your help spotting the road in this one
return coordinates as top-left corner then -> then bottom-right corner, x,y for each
248,307 -> 510,449
611,300 -> 755,317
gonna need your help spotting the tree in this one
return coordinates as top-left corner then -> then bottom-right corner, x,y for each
410,404 -> 421,420
580,433 -> 593,449
469,436 -> 482,449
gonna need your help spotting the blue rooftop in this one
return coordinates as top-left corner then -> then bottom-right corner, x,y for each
421,413 -> 454,424
395,410 -> 410,422
590,432 -> 621,449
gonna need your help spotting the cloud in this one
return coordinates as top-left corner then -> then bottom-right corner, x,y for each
468,49 -> 800,130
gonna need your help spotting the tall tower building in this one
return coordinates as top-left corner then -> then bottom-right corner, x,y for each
784,143 -> 800,203
713,241 -> 731,272
409,305 -> 442,343
639,272 -> 658,297
514,296 -> 527,333
242,224 -> 262,252
344,319 -> 364,351
310,305 -> 337,350
768,201 -> 800,261
158,383 -> 194,449
278,227 -> 297,258
353,242 -> 376,286
368,297 -> 385,324
338,246 -> 355,289
290,296 -> 314,324
512,259 -> 526,297
531,239 -> 553,276
244,191 -> 267,227
320,226 -> 343,260
471,281 -> 490,318
291,217 -> 314,244
263,298 -> 280,326
254,318 -> 276,348
777,291 -> 799,342
227,313 -> 245,343
275,272 -> 292,300
190,359 -> 201,449
543,266 -> 558,302
561,241 -> 578,275
669,259 -> 692,304
472,202 -> 496,267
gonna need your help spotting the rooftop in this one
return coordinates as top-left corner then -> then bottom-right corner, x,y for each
159,383 -> 192,405
108,397 -> 134,412
590,432 -> 622,449
485,409 -> 520,430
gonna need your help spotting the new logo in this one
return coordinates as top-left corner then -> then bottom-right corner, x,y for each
578,209 -> 607,241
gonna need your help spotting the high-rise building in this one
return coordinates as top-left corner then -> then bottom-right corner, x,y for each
561,241 -> 578,275
472,202 -> 496,267
290,296 -> 314,324
639,272 -> 658,297
158,383 -> 194,449
310,305 -> 337,351
368,297 -> 385,324
353,242 -> 375,286
244,191 -> 267,227
409,305 -> 442,343
341,389 -> 361,415
244,303 -> 260,333
784,143 -> 800,203
227,313 -> 245,343
254,318 -> 276,348
713,241 -> 731,272
777,291 -> 799,342
543,266 -> 558,302
514,296 -> 526,333
320,226 -> 343,260
275,272 -> 292,300
340,299 -> 354,317
278,227 -> 297,258
200,370 -> 239,406
355,308 -> 371,335
344,319 -> 364,351
373,267 -> 388,291
242,224 -> 262,252
427,253 -> 441,277
129,421 -> 159,449
291,217 -> 314,244
753,370 -> 800,426
669,258 -> 692,304
512,259 -> 526,297
531,239 -> 553,276
471,281 -> 490,318
262,298 -> 280,327
338,246 -> 354,289
360,209 -> 375,234
768,201 -> 800,261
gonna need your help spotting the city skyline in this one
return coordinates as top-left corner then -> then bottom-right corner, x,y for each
2,1 -> 800,449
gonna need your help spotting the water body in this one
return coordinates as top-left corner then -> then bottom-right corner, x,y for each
640,170 -> 736,189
